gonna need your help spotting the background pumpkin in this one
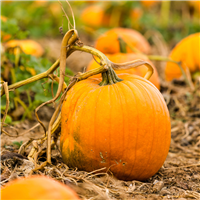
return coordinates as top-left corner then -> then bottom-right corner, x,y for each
5,39 -> 44,58
87,53 -> 160,90
95,28 -> 151,54
165,32 -> 200,81
5,40 -> 44,57
141,1 -> 158,8
81,4 -> 110,27
61,72 -> 171,181
189,1 -> 200,13
4,39 -> 44,76
1,176 -> 80,200
130,7 -> 143,21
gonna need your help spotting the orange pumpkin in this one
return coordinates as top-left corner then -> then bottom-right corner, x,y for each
1,176 -> 80,200
86,0 -> 99,3
130,7 -> 143,21
81,5 -> 110,27
33,0 -> 48,6
49,2 -> 62,17
61,69 -> 171,181
87,53 -> 160,90
165,33 -> 200,81
5,39 -> 44,57
189,1 -> 200,13
95,28 -> 151,54
141,1 -> 158,8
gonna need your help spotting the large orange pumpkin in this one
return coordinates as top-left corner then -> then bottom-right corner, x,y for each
61,69 -> 171,181
165,33 -> 200,81
5,39 -> 44,58
1,176 -> 80,199
87,53 -> 160,90
95,28 -> 151,54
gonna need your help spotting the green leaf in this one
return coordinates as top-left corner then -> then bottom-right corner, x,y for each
12,141 -> 23,148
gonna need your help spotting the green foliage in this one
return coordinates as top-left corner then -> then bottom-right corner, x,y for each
1,17 -> 73,123
12,141 -> 23,149
1,52 -> 73,121
1,19 -> 29,40
4,115 -> 12,124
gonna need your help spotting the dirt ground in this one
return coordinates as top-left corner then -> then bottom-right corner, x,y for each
1,36 -> 200,199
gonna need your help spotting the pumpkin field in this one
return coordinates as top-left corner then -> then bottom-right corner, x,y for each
1,1 -> 200,199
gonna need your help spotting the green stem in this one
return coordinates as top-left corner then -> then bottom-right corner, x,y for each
160,1 -> 170,27
14,97 -> 32,120
118,37 -> 127,53
99,72 -> 108,86
26,90 -> 32,107
99,67 -> 123,86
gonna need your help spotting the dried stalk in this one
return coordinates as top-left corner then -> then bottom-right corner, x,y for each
1,82 -> 9,127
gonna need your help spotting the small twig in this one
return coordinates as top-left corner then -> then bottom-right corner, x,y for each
65,0 -> 76,30
1,82 -> 9,127
18,138 -> 34,155
58,0 -> 74,29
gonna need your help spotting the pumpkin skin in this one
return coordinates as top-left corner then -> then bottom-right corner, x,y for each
95,28 -> 151,54
61,74 -> 171,181
165,33 -> 200,81
87,53 -> 160,90
1,176 -> 80,200
5,39 -> 44,58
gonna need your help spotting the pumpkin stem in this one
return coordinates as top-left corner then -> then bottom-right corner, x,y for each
118,36 -> 127,53
99,66 -> 123,86
99,72 -> 109,86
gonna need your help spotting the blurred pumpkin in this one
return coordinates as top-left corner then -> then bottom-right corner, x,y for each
189,1 -> 200,13
81,5 -> 110,27
141,1 -> 158,8
1,16 -> 12,42
130,7 -> 143,21
85,0 -> 99,3
87,53 -> 160,90
1,15 -> 7,22
49,2 -> 62,17
61,67 -> 170,181
33,0 -> 48,6
5,39 -> 44,58
165,33 -> 200,81
1,176 -> 80,200
95,28 -> 151,54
